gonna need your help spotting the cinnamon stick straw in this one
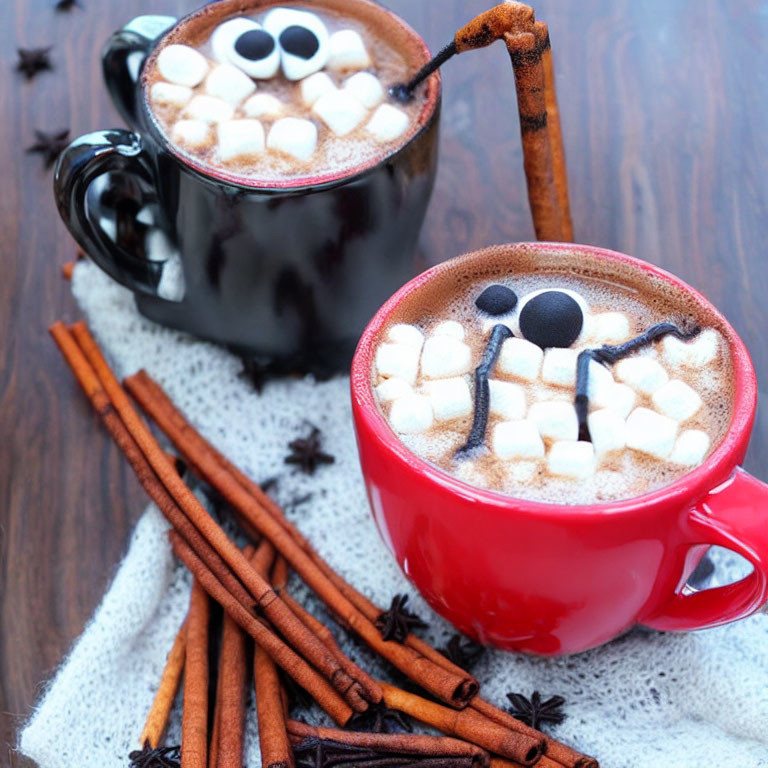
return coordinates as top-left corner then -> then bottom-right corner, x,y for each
49,323 -> 355,726
170,530 -> 353,727
505,30 -> 562,242
182,579 -> 210,768
213,613 -> 249,768
379,682 -> 544,766
125,370 -> 476,709
68,322 -> 370,714
286,720 -> 490,766
534,20 -> 573,241
252,545 -> 294,768
139,619 -> 187,749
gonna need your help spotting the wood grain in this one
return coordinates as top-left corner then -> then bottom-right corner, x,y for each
1,1 -> 766,764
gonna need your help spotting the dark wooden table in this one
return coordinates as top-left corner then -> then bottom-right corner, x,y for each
1,0 -> 766,764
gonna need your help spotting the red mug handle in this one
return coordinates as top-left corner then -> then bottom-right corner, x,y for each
643,468 -> 768,631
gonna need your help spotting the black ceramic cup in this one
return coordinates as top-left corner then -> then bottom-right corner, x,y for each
54,0 -> 441,374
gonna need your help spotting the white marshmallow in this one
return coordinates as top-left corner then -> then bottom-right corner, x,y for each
587,408 -> 626,457
375,377 -> 412,404
662,329 -> 720,369
587,312 -> 632,344
300,72 -> 336,107
587,360 -> 615,407
375,342 -> 420,385
217,120 -> 265,161
204,63 -> 256,105
389,394 -> 433,434
547,441 -> 597,479
509,460 -> 540,484
157,44 -> 209,87
150,82 -> 193,107
242,93 -> 284,118
489,380 -> 527,421
492,420 -> 545,460
625,407 -> 678,460
313,89 -> 367,136
652,380 -> 703,423
171,120 -> 210,148
431,321 -> 465,340
529,401 -> 579,442
387,324 -> 424,350
211,18 -> 260,63
614,356 -> 669,395
327,29 -> 371,71
541,348 -> 579,388
669,430 -> 711,466
420,337 -> 472,379
343,72 -> 384,108
426,377 -> 472,422
266,118 -> 318,161
609,383 -> 637,419
264,8 -> 330,80
184,95 -> 235,123
497,337 -> 544,382
366,104 -> 410,142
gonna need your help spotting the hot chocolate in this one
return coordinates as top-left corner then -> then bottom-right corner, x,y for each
143,0 -> 427,184
371,246 -> 734,504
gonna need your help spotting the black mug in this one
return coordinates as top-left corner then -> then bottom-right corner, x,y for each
54,1 -> 441,375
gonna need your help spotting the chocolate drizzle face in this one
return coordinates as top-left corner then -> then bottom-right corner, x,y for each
457,323 -> 513,455
575,322 -> 700,441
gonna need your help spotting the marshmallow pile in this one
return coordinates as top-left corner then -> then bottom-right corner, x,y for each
374,308 -> 724,490
149,8 -> 412,168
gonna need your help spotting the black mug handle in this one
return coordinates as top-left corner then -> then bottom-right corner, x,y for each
53,129 -> 166,298
102,15 -> 177,128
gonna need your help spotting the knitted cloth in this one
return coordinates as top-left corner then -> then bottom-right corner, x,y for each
19,262 -> 768,768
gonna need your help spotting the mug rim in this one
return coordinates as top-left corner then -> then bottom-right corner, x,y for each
137,0 -> 441,192
350,241 -> 758,520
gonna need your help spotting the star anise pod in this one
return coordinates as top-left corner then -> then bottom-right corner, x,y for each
506,691 -> 566,731
55,0 -> 80,10
284,425 -> 335,475
16,47 -> 53,79
375,594 -> 428,643
26,128 -> 69,169
440,633 -> 485,671
347,699 -> 413,734
128,744 -> 181,768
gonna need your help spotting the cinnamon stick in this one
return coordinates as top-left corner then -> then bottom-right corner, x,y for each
182,579 -> 210,768
68,322 -> 370,714
473,698 -> 597,768
272,557 -> 382,705
286,720 -> 490,766
170,530 -> 353,727
139,619 -> 187,749
213,613 -> 249,768
534,20 -> 573,241
122,370 -> 594,766
125,370 -> 477,709
505,30 -> 563,241
252,545 -> 294,768
379,682 -> 544,766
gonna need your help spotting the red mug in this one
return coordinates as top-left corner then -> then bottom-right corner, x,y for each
350,242 -> 768,655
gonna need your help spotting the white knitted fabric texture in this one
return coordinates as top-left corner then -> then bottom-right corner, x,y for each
19,262 -> 768,768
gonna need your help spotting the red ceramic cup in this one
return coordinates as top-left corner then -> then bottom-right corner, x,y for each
350,242 -> 768,655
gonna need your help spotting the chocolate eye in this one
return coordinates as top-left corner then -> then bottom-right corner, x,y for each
475,284 -> 518,316
264,7 -> 330,80
210,18 -> 280,79
518,290 -> 585,349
